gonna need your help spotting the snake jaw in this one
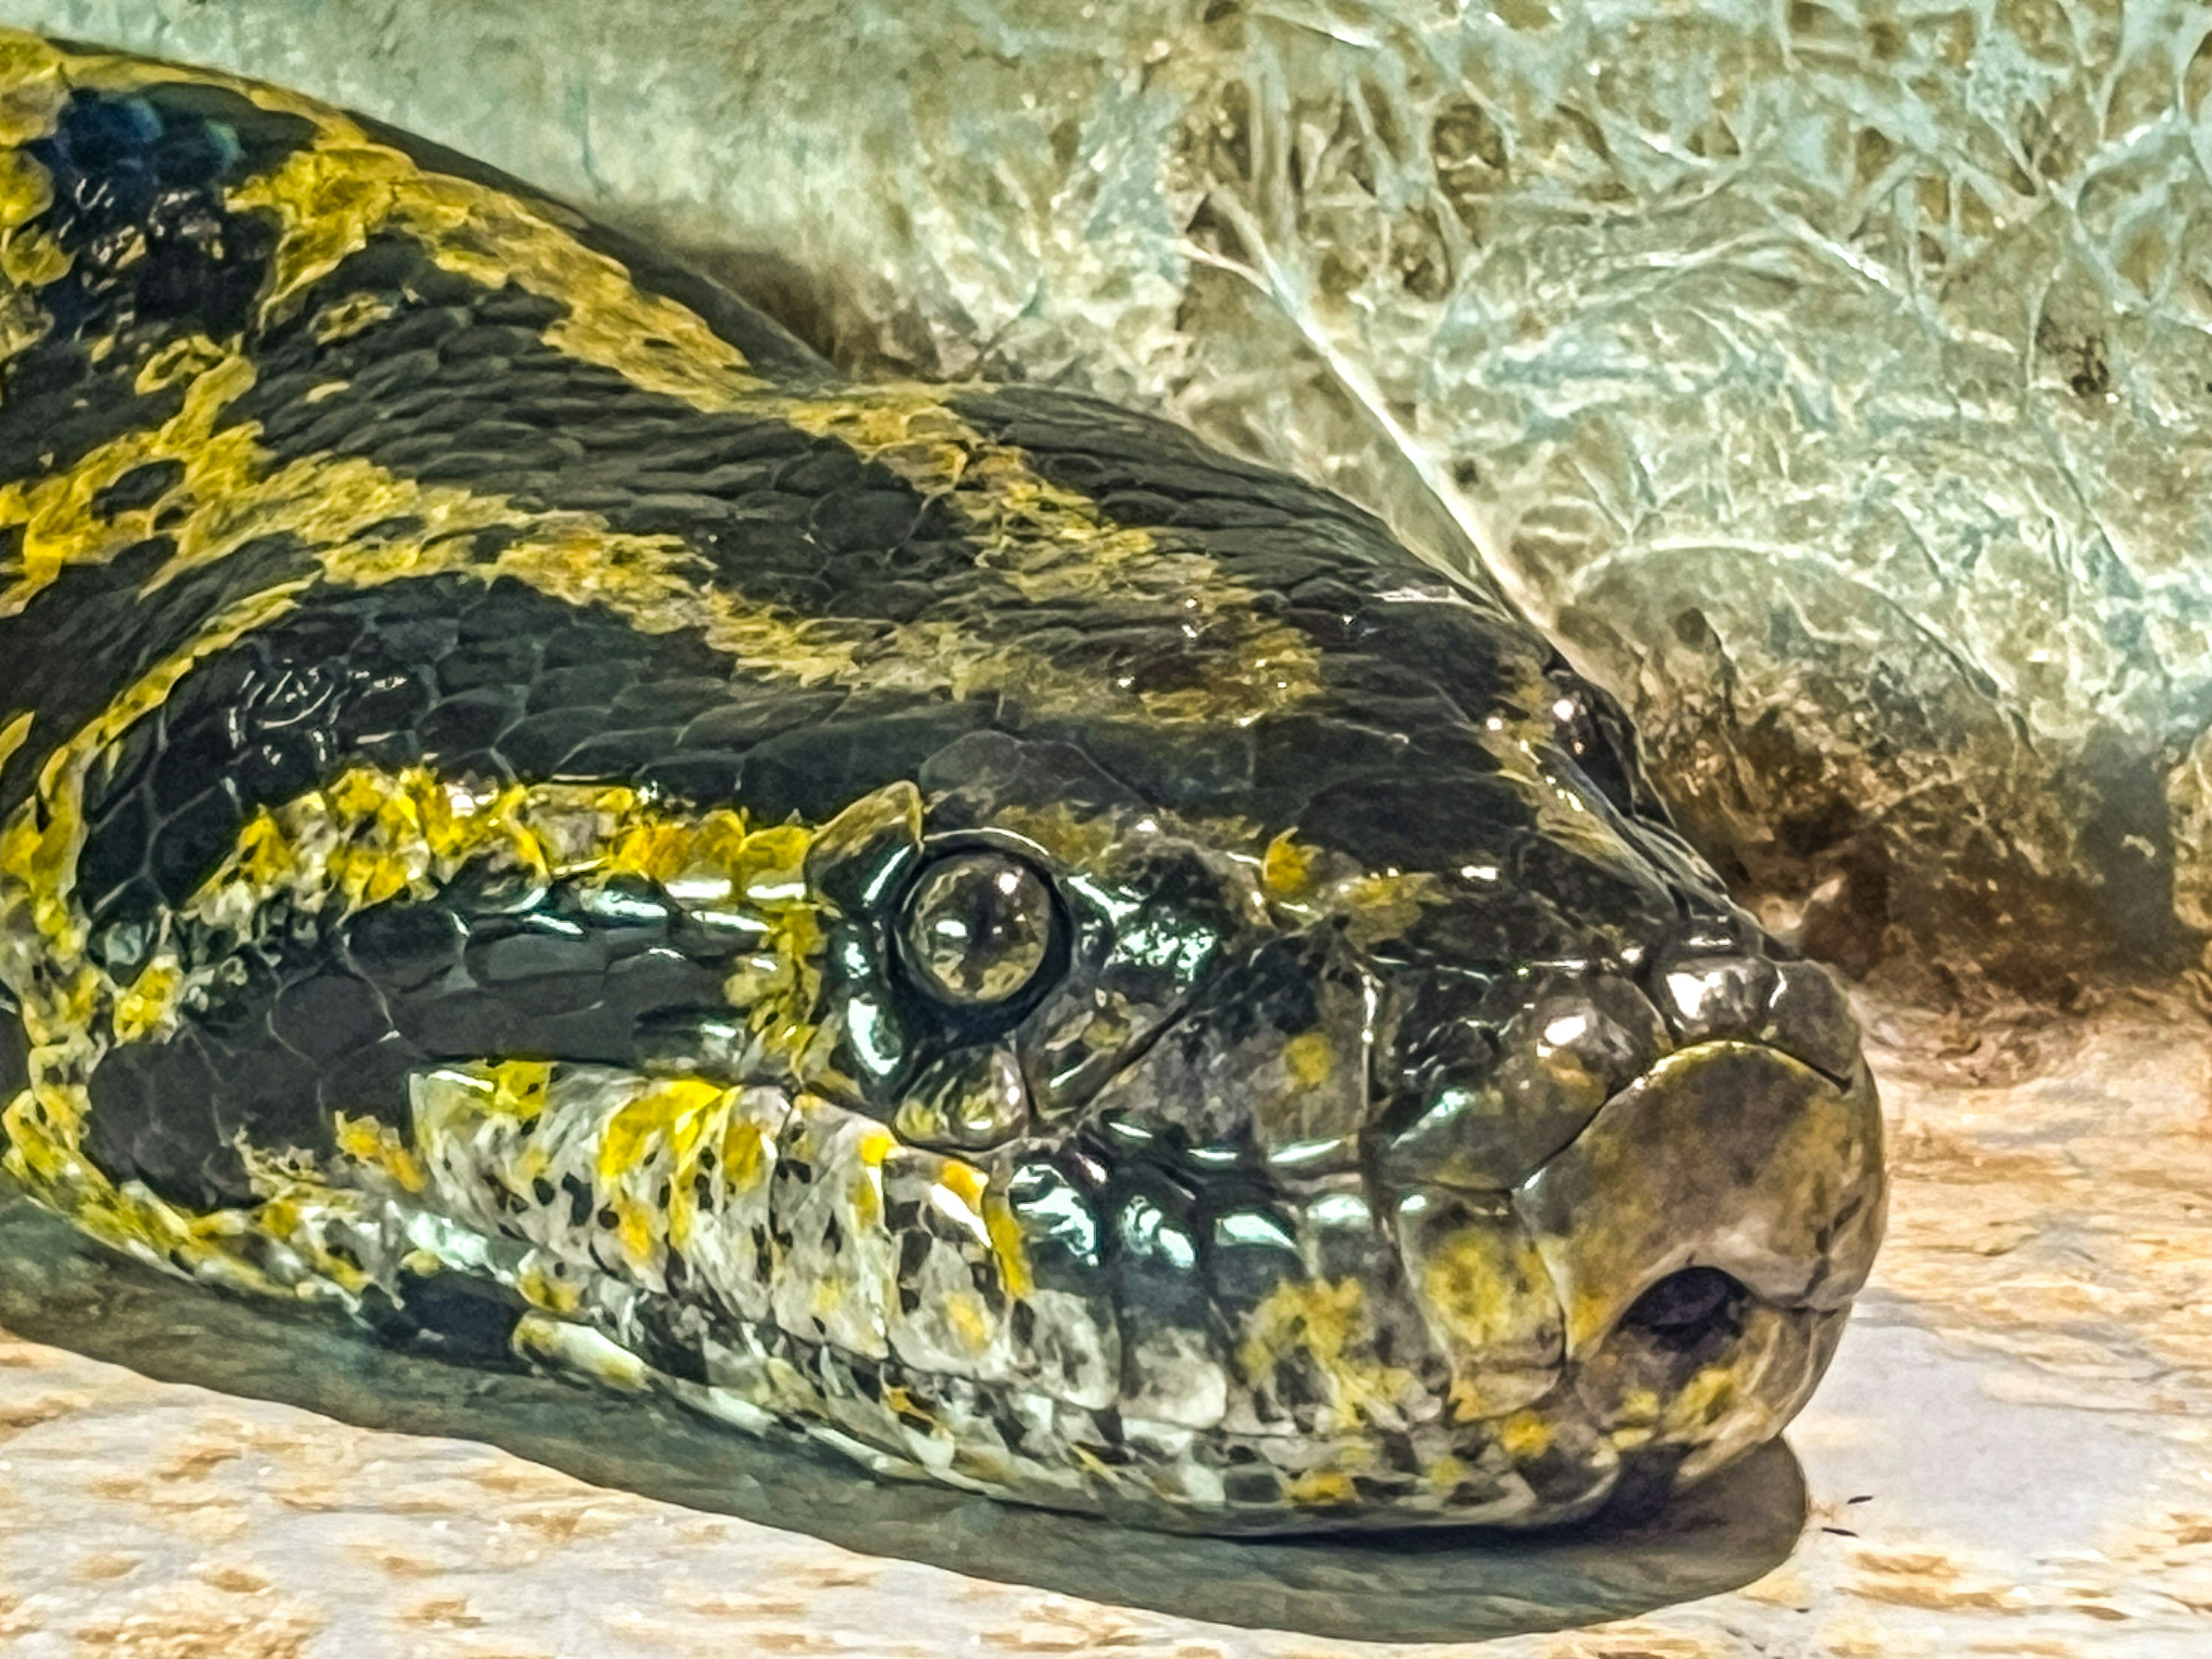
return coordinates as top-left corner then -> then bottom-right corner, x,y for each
1508,1024 -> 1884,1486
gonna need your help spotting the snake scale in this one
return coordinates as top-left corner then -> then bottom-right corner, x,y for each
0,31 -> 1884,1533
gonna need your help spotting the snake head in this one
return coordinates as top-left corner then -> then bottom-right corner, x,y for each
766,554 -> 1886,1525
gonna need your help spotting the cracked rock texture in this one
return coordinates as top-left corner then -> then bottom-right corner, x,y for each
3,0 -> 2209,1001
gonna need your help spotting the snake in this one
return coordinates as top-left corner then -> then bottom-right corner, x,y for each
0,31 -> 1885,1535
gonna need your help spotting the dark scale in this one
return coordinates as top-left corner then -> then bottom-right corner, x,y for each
73,573 -> 736,945
358,1262 -> 530,1368
84,871 -> 741,1211
0,997 -> 28,1102
1,85 -> 310,478
0,527 -> 331,823
221,232 -> 999,629
628,1297 -> 713,1387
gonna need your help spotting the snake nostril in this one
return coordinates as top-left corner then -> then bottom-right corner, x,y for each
1619,1266 -> 1748,1355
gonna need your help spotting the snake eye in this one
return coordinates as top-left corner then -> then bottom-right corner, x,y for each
898,850 -> 1056,1006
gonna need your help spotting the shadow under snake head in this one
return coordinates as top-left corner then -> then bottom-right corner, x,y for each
0,33 -> 1884,1532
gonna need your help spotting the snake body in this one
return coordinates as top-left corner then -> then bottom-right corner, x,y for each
0,32 -> 1885,1533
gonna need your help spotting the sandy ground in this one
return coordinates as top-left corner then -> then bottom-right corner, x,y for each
2,992 -> 2206,1658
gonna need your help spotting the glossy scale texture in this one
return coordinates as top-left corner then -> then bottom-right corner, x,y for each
0,31 -> 1884,1533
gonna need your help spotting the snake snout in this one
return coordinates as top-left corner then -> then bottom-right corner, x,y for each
1377,925 -> 1886,1491
1513,1002 -> 1888,1479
